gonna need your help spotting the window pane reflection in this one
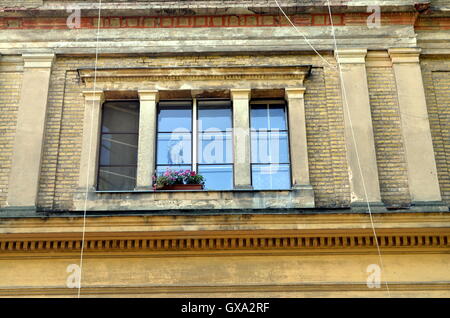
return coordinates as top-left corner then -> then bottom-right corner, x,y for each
198,132 -> 233,164
198,164 -> 233,190
251,105 -> 287,130
251,102 -> 291,190
157,133 -> 192,165
251,131 -> 289,164
198,103 -> 232,131
252,164 -> 291,190
158,104 -> 192,132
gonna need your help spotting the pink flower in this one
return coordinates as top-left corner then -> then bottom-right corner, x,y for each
190,171 -> 196,176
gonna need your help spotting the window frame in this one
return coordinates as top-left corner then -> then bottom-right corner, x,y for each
155,99 -> 194,174
96,99 -> 140,191
249,98 -> 293,190
196,98 -> 235,190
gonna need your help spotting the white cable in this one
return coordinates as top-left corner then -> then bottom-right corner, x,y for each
325,0 -> 391,296
78,0 -> 103,299
273,0 -> 336,69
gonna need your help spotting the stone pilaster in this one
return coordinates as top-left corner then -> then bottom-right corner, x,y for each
285,88 -> 312,189
78,91 -> 105,191
231,89 -> 252,190
335,49 -> 383,207
136,90 -> 159,190
7,53 -> 55,210
389,48 -> 445,209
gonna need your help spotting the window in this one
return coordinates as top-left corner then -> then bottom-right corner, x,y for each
250,100 -> 291,190
98,101 -> 140,191
197,100 -> 233,190
156,99 -> 233,190
96,97 -> 292,192
156,100 -> 193,174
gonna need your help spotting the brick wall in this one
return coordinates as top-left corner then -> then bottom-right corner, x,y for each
366,66 -> 411,207
422,57 -> 450,206
35,54 -> 351,210
0,71 -> 22,207
6,53 -> 448,211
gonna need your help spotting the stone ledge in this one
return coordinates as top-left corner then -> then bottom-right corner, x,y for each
73,188 -> 316,211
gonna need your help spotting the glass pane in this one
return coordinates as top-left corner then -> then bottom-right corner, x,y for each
198,106 -> 232,131
251,131 -> 289,164
251,104 -> 287,130
100,134 -> 138,166
98,167 -> 136,191
198,165 -> 233,190
156,165 -> 192,176
158,106 -> 192,132
157,133 -> 192,165
198,132 -> 233,164
102,102 -> 139,133
252,164 -> 291,190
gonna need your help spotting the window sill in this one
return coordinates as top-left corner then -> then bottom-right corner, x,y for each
73,187 -> 315,212
94,188 -> 294,193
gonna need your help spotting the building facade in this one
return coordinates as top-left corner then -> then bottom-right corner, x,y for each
0,0 -> 449,297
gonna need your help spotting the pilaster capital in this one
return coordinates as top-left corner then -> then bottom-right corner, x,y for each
335,48 -> 368,64
285,87 -> 306,100
22,53 -> 55,69
82,90 -> 105,104
388,48 -> 421,64
138,90 -> 159,102
230,89 -> 251,100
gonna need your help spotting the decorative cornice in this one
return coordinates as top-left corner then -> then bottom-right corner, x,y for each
1,213 -> 449,255
78,65 -> 312,85
0,229 -> 449,255
0,13 -> 423,30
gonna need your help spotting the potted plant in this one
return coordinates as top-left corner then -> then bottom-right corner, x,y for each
153,169 -> 205,191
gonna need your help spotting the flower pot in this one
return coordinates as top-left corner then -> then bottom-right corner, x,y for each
157,184 -> 204,191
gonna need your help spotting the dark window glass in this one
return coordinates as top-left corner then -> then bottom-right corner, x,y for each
98,167 -> 137,191
250,101 -> 291,190
98,101 -> 139,191
100,134 -> 138,166
102,102 -> 139,133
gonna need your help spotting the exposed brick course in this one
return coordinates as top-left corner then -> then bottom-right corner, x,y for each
422,57 -> 450,206
0,71 -> 22,208
366,66 -> 411,207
